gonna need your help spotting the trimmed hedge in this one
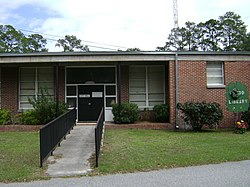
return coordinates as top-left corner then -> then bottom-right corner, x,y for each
153,104 -> 169,122
112,103 -> 139,124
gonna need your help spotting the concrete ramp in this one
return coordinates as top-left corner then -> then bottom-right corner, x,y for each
46,125 -> 95,177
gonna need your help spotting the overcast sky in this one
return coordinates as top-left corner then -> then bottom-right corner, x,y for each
0,0 -> 249,51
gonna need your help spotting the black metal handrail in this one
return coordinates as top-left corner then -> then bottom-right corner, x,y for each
95,108 -> 104,167
40,108 -> 76,167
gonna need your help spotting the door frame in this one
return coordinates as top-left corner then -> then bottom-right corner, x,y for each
65,66 -> 117,122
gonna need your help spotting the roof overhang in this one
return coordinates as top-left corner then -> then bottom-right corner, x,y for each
0,51 -> 249,65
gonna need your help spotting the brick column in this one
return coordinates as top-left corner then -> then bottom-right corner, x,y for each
120,65 -> 129,102
54,66 -> 65,103
1,67 -> 19,113
58,66 -> 65,102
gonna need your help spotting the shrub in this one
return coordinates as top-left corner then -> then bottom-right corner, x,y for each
242,104 -> 250,129
12,113 -> 23,125
0,109 -> 11,125
153,104 -> 169,122
28,88 -> 68,125
177,101 -> 223,131
21,110 -> 40,125
112,103 -> 139,124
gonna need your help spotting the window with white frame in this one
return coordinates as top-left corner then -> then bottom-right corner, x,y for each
19,67 -> 54,109
206,61 -> 224,86
65,67 -> 116,109
129,66 -> 164,108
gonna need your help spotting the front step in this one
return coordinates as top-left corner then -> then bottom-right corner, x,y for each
77,122 -> 96,126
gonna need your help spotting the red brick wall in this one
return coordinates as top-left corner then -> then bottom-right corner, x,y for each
169,60 -> 250,128
1,67 -> 18,113
120,65 -> 129,102
1,60 -> 249,127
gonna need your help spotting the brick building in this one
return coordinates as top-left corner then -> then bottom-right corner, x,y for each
0,51 -> 249,128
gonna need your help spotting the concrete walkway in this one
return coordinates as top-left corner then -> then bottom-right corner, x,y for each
46,125 -> 95,177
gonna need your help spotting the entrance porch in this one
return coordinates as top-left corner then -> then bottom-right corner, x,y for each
65,64 -> 168,122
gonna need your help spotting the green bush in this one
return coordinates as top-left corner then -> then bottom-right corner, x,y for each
112,103 -> 139,124
242,104 -> 250,129
177,101 -> 223,131
0,109 -> 11,125
153,104 -> 169,122
21,110 -> 39,125
28,88 -> 68,125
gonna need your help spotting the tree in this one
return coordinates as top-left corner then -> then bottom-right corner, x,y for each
159,24 -> 199,51
196,22 -> 208,51
184,21 -> 199,51
22,34 -> 48,53
0,25 -> 23,53
219,11 -> 247,51
126,48 -> 141,51
0,25 -> 48,53
158,11 -> 249,51
242,33 -> 250,51
198,19 -> 222,51
161,27 -> 187,51
55,35 -> 89,52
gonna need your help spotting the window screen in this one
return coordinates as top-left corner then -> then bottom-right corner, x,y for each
19,67 -> 54,109
129,66 -> 164,108
206,62 -> 224,86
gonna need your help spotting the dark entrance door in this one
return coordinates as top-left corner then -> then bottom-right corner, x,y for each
78,85 -> 104,122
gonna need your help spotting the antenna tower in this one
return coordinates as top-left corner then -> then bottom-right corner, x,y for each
173,0 -> 178,28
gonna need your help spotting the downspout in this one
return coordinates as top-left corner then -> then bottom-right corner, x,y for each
175,52 -> 179,129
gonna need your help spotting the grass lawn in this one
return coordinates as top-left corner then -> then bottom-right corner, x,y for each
94,129 -> 250,174
0,132 -> 48,183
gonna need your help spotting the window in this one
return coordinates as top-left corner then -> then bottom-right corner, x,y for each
206,62 -> 224,86
129,66 -> 164,108
19,67 -> 54,109
105,85 -> 116,107
66,86 -> 77,109
65,67 -> 117,109
67,67 -> 115,84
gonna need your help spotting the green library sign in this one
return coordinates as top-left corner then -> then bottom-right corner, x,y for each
226,82 -> 249,112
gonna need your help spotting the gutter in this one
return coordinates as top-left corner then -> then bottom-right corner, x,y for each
175,52 -> 179,129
